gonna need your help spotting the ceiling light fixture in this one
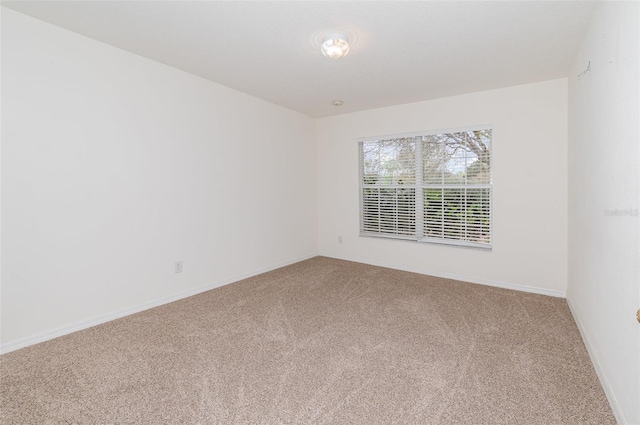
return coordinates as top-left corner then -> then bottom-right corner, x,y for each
332,100 -> 344,107
321,34 -> 350,59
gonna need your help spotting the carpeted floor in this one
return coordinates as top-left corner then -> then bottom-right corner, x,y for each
1,257 -> 615,424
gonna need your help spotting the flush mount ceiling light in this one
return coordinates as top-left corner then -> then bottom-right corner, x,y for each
321,34 -> 350,59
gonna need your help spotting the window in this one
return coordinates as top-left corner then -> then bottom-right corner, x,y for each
359,127 -> 492,249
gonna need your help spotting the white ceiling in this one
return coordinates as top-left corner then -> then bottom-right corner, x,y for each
2,1 -> 597,117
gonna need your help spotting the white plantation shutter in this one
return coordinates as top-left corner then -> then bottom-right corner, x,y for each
359,128 -> 492,248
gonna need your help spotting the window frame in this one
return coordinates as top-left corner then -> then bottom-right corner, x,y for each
358,125 -> 493,250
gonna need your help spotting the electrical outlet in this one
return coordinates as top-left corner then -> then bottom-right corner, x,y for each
338,236 -> 343,244
174,260 -> 183,274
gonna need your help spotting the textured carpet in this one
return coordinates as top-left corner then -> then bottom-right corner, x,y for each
1,257 -> 615,424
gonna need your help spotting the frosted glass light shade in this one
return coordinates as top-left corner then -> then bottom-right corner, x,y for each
321,34 -> 350,59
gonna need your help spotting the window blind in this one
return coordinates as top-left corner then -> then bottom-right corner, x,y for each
359,128 -> 492,248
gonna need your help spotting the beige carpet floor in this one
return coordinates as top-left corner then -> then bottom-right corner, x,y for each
1,257 -> 615,424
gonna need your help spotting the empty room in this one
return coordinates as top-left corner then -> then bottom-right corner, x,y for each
1,1 -> 638,424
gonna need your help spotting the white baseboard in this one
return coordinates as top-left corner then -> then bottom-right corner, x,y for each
320,253 -> 566,298
0,253 -> 318,355
566,296 -> 627,425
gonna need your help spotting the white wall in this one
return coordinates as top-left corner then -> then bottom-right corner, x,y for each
317,79 -> 568,296
0,9 -> 317,351
567,2 -> 640,424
